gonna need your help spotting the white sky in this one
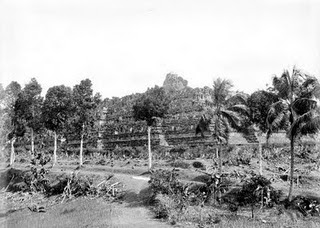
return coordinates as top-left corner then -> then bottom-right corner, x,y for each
1,0 -> 320,98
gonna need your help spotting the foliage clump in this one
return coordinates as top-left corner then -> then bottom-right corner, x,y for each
289,195 -> 320,217
148,169 -> 217,225
170,160 -> 190,169
192,161 -> 205,169
224,175 -> 283,218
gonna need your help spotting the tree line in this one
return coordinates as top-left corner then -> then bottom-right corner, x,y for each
0,78 -> 101,167
1,67 -> 320,202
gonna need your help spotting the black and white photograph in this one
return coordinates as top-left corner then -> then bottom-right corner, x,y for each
1,0 -> 320,227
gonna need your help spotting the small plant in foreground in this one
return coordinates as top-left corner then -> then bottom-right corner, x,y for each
23,151 -> 51,193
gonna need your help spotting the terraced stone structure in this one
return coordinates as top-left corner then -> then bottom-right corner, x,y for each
99,73 -> 319,151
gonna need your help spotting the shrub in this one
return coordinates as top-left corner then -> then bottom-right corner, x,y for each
170,160 -> 190,169
153,194 -> 175,219
187,146 -> 202,159
112,146 -> 138,159
169,145 -> 189,160
226,146 -> 254,166
134,146 -> 148,159
149,169 -> 184,197
192,161 -> 205,169
224,175 -> 283,218
96,159 -> 107,165
290,195 -> 320,216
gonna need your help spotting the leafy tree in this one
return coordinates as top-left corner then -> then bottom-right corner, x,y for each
71,79 -> 100,166
0,82 -> 23,166
247,90 -> 279,174
42,85 -> 73,166
267,68 -> 320,201
15,78 -> 43,154
0,82 -> 22,134
133,86 -> 170,170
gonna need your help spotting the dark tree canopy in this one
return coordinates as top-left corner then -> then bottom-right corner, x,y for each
19,78 -> 43,133
133,86 -> 170,126
42,85 -> 73,133
247,90 -> 279,132
71,78 -> 100,138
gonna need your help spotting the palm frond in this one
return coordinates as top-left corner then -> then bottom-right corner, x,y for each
225,93 -> 248,106
210,116 -> 230,144
272,72 -> 290,99
266,100 -> 288,125
212,78 -> 233,105
227,104 -> 250,117
288,110 -> 316,138
220,109 -> 242,130
299,116 -> 320,136
292,98 -> 317,115
300,76 -> 320,99
270,112 -> 287,131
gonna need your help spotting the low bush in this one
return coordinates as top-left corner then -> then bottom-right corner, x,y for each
169,145 -> 189,160
170,160 -> 190,169
153,194 -> 176,219
149,169 -> 184,198
226,146 -> 254,166
223,175 -> 283,218
112,146 -> 145,159
288,195 -> 320,217
192,161 -> 205,169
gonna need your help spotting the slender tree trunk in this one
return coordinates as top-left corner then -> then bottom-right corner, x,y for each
10,137 -> 16,166
251,204 -> 254,218
148,126 -> 152,170
288,137 -> 295,201
80,133 -> 84,166
31,128 -> 34,154
218,142 -> 222,176
53,131 -> 57,166
217,142 -> 223,203
258,141 -> 263,175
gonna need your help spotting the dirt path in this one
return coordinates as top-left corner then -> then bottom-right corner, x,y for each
1,167 -> 171,228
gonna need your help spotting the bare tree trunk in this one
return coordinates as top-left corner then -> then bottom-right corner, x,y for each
218,142 -> 222,176
53,131 -> 57,166
31,128 -> 34,154
288,137 -> 295,201
215,147 -> 218,159
80,133 -> 84,166
10,137 -> 16,166
217,142 -> 223,203
258,142 -> 263,175
148,126 -> 152,170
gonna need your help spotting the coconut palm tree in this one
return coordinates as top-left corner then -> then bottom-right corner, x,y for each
196,78 -> 248,176
267,67 -> 320,201
196,78 -> 249,205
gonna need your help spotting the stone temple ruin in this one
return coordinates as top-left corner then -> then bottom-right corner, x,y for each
97,73 -> 319,151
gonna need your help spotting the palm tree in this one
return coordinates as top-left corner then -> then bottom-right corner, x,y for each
267,67 -> 320,201
196,78 -> 248,176
196,78 -> 249,205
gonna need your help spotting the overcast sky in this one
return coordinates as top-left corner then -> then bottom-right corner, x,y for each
1,0 -> 319,98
